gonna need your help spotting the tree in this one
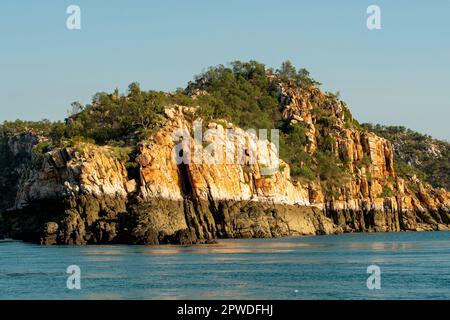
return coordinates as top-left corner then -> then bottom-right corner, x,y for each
68,101 -> 83,117
275,61 -> 321,89
296,68 -> 322,88
128,82 -> 141,97
128,91 -> 165,136
277,60 -> 297,81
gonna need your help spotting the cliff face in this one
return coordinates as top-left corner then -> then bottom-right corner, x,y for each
361,123 -> 450,191
0,133 -> 39,212
0,134 -> 35,238
1,107 -> 338,244
3,145 -> 129,244
134,107 -> 336,244
1,84 -> 449,245
276,83 -> 450,232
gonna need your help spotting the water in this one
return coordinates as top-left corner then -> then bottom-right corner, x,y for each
1,231 -> 449,300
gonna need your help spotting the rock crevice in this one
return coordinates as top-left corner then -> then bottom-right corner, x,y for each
1,102 -> 449,244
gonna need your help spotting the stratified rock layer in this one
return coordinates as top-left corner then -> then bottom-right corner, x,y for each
1,93 -> 449,244
276,82 -> 450,232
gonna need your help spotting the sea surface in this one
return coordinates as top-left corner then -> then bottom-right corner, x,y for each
1,231 -> 449,300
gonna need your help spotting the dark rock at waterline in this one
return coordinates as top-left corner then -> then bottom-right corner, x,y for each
1,106 -> 449,246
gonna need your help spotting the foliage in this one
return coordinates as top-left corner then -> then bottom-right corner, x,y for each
108,146 -> 134,163
31,141 -> 52,166
65,83 -> 168,144
394,160 -> 426,181
187,60 -> 281,130
356,154 -> 372,169
275,60 -> 322,89
380,185 -> 395,198
317,135 -> 336,153
0,119 -> 56,137
362,123 -> 449,190
279,123 -> 313,181
315,151 -> 349,195
2,59 -> 447,204
187,60 -> 332,185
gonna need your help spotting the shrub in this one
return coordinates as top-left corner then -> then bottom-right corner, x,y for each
187,61 -> 281,130
356,154 -> 372,169
292,166 -> 316,181
380,185 -> 395,197
362,123 -> 449,190
109,146 -> 133,162
315,151 -> 349,197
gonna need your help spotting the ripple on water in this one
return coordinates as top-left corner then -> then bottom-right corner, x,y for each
1,231 -> 450,299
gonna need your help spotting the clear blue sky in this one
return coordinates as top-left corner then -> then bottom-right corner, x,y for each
1,0 -> 449,140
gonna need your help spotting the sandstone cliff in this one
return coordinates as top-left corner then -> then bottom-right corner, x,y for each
275,82 -> 450,232
1,106 -> 339,244
1,67 -> 449,245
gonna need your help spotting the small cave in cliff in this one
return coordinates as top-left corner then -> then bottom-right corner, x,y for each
177,149 -> 194,198
126,147 -> 141,182
126,165 -> 140,182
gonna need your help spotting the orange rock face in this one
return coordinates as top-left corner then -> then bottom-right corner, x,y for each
130,102 -> 449,233
14,145 -> 130,210
3,90 -> 449,245
276,82 -> 450,231
138,106 -> 311,206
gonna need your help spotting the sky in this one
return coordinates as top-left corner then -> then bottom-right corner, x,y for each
0,0 -> 449,140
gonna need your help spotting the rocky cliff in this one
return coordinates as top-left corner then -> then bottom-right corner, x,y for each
0,133 -> 39,211
276,82 -> 450,232
1,106 -> 339,244
361,123 -> 450,191
1,65 -> 449,245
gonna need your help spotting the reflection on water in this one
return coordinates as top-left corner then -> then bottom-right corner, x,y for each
1,232 -> 450,300
82,249 -> 129,255
344,242 -> 422,250
3,272 -> 49,277
142,248 -> 296,254
79,239 -> 425,256
207,257 -> 247,261
85,257 -> 124,262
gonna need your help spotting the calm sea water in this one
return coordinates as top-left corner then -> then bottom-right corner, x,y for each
1,231 -> 449,300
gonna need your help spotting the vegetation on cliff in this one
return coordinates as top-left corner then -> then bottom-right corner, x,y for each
186,61 -> 353,188
0,60 -> 448,195
361,124 -> 450,190
1,60 -> 450,244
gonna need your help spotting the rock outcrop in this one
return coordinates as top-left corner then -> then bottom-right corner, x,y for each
0,132 -> 39,212
1,83 -> 449,245
275,82 -> 450,232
